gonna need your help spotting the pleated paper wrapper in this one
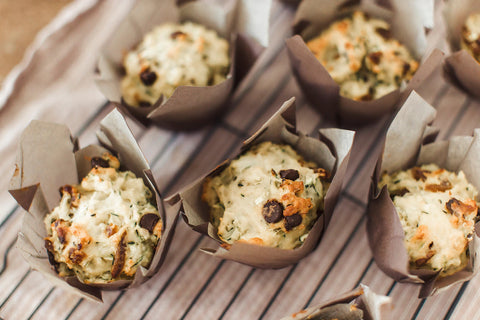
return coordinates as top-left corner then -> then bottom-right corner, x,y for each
9,109 -> 179,302
367,90 -> 480,298
95,0 -> 271,130
444,0 -> 480,99
175,97 -> 355,268
285,0 -> 442,126
280,284 -> 392,320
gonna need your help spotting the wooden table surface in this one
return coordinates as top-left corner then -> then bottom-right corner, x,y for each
1,0 -> 480,319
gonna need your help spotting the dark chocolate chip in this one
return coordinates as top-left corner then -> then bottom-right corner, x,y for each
375,27 -> 391,39
412,167 -> 428,181
389,187 -> 409,198
284,213 -> 302,230
59,185 -> 73,197
171,31 -> 187,39
45,239 -> 54,252
140,213 -> 160,233
368,51 -> 382,65
91,156 -> 110,169
140,69 -> 157,86
402,62 -> 411,76
279,169 -> 300,181
47,249 -> 56,266
262,200 -> 284,223
138,101 -> 152,108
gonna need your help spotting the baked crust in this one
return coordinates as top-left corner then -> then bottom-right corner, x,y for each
202,142 -> 329,249
379,164 -> 479,276
121,22 -> 230,108
306,11 -> 418,101
44,153 -> 162,283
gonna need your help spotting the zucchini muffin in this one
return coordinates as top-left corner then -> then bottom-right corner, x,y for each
121,21 -> 230,108
306,11 -> 418,101
44,153 -> 162,284
461,13 -> 480,63
379,164 -> 479,276
202,142 -> 329,250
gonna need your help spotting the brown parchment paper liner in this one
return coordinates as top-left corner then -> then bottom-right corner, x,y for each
174,97 -> 354,268
9,109 -> 179,302
95,0 -> 271,130
444,0 -> 480,99
286,0 -> 441,126
367,90 -> 480,298
280,284 -> 392,320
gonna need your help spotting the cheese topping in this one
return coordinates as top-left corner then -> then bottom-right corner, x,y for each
379,164 -> 479,276
461,13 -> 480,63
121,22 -> 230,107
202,142 -> 329,249
44,154 -> 161,283
306,11 -> 418,101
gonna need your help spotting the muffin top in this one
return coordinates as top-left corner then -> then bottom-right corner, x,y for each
461,13 -> 480,63
379,164 -> 479,276
306,11 -> 418,101
202,141 -> 329,250
44,153 -> 162,284
121,21 -> 230,108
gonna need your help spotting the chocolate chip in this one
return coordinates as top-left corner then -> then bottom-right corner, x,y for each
140,213 -> 160,233
279,169 -> 299,181
91,156 -> 110,169
171,31 -> 187,39
140,69 -> 157,86
45,239 -> 54,252
412,167 -> 428,181
47,249 -> 56,267
59,185 -> 71,197
262,200 -> 284,223
390,187 -> 409,198
368,51 -> 382,65
375,27 -> 391,39
402,62 -> 411,76
284,213 -> 302,230
138,101 -> 152,108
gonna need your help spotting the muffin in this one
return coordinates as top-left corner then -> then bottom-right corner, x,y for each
202,141 -> 329,250
379,164 -> 479,277
306,11 -> 418,101
461,13 -> 480,63
44,152 -> 162,284
121,21 -> 230,108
